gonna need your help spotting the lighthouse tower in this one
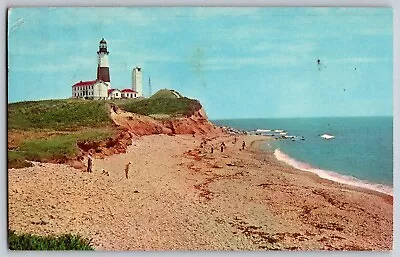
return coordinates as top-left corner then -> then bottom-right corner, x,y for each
132,66 -> 143,97
97,38 -> 111,89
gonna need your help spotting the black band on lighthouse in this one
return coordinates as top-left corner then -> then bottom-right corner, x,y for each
97,67 -> 110,82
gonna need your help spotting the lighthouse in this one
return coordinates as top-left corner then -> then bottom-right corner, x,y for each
97,38 -> 111,89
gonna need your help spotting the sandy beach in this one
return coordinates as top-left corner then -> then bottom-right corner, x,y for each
8,133 -> 393,250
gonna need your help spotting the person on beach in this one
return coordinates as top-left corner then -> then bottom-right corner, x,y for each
242,141 -> 246,150
87,152 -> 93,173
220,142 -> 226,152
211,145 -> 214,154
233,137 -> 237,144
125,161 -> 132,179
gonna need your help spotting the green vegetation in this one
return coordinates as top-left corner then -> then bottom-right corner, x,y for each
8,129 -> 114,166
8,150 -> 32,168
150,89 -> 183,99
110,97 -> 144,106
8,93 -> 201,168
8,230 -> 94,250
8,99 -> 116,168
8,99 -> 112,130
116,97 -> 202,118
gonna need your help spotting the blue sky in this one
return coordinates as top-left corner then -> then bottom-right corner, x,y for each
8,7 -> 392,119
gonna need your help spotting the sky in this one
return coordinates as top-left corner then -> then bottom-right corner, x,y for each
7,7 -> 393,119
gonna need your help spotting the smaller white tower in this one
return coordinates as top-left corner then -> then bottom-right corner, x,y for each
132,67 -> 143,97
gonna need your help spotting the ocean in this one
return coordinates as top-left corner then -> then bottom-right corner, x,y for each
212,117 -> 393,195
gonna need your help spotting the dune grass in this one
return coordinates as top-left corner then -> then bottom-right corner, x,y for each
150,89 -> 183,99
8,129 -> 114,167
116,97 -> 201,118
8,95 -> 201,167
8,99 -> 117,168
8,230 -> 94,250
8,99 -> 112,130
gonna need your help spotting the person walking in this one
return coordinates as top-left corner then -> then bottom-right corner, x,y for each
211,145 -> 214,154
125,161 -> 132,179
242,141 -> 246,150
87,152 -> 93,173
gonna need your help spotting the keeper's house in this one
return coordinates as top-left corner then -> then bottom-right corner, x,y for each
72,80 -> 109,100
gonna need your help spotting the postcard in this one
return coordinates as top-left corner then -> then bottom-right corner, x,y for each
7,7 -> 393,251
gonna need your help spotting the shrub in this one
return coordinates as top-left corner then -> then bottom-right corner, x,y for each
8,230 -> 94,250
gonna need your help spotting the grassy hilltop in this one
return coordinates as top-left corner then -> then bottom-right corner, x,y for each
8,90 -> 201,168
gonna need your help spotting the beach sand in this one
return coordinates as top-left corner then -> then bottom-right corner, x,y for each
8,134 -> 393,250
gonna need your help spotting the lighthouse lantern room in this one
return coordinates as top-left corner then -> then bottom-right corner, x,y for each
97,38 -> 111,89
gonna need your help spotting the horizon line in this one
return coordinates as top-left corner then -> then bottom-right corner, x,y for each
210,115 -> 394,120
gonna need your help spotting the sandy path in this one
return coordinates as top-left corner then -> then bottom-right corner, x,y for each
8,134 -> 392,250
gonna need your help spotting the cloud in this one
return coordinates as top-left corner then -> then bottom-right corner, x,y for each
198,54 -> 300,71
359,28 -> 392,36
252,41 -> 316,54
112,51 -> 183,64
50,7 -> 197,28
8,41 -> 60,56
329,57 -> 392,64
10,55 -> 96,73
190,8 -> 262,18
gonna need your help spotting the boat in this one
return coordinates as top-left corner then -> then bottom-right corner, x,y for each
320,134 -> 335,140
274,129 -> 284,133
279,132 -> 287,135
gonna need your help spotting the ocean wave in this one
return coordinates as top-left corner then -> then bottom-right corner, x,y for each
274,149 -> 393,196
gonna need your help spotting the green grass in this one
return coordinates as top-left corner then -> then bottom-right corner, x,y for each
8,151 -> 33,168
110,97 -> 144,106
8,99 -> 112,130
8,129 -> 114,166
116,97 -> 202,118
150,89 -> 183,99
8,94 -> 202,167
8,230 -> 94,250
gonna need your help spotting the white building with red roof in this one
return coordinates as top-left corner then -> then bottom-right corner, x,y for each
72,80 -> 109,100
121,88 -> 137,99
108,89 -> 121,99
